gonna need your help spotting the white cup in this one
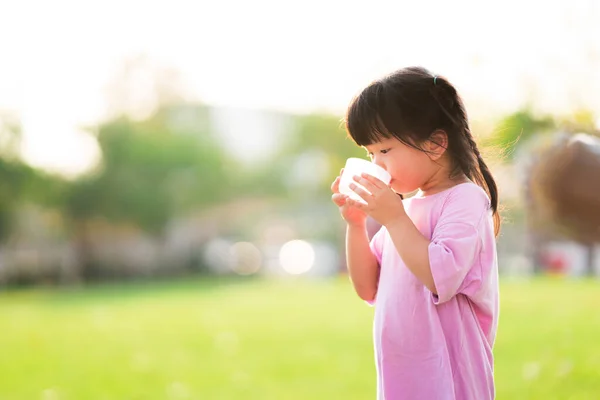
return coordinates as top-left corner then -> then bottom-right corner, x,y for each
339,158 -> 391,203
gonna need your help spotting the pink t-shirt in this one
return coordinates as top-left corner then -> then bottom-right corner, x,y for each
369,182 -> 499,400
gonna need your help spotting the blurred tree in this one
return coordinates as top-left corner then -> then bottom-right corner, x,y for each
485,108 -> 556,160
558,109 -> 600,136
0,111 -> 22,160
45,56 -> 239,280
277,113 -> 364,197
94,110 -> 230,231
62,105 -> 233,280
0,113 -> 64,243
0,159 -> 31,242
228,112 -> 364,204
243,112 -> 366,246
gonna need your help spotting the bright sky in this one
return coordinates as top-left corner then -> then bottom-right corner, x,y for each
0,0 -> 599,175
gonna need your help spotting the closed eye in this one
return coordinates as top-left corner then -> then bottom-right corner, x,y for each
366,148 -> 392,158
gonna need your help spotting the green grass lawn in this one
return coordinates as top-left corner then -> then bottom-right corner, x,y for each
0,276 -> 599,399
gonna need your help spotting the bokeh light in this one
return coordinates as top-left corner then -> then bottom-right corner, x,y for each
229,242 -> 262,276
203,238 -> 234,274
279,240 -> 315,275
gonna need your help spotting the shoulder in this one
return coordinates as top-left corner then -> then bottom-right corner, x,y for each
445,182 -> 490,208
438,182 -> 491,226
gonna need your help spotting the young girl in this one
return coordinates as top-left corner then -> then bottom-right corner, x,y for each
331,67 -> 500,400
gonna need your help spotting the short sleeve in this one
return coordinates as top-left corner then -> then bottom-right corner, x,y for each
428,186 -> 490,304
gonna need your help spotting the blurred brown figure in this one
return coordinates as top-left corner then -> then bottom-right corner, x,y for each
530,133 -> 600,245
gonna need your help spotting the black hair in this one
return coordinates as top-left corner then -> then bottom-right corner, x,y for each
345,66 -> 500,235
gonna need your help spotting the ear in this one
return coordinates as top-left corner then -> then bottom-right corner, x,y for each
426,130 -> 448,160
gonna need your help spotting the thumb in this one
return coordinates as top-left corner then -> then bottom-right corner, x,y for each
332,193 -> 348,206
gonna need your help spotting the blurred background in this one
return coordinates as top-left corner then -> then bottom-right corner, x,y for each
1,0 -> 600,399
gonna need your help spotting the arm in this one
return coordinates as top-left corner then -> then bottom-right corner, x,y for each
348,174 -> 488,303
385,216 -> 436,294
346,222 -> 380,301
386,205 -> 487,303
331,172 -> 380,302
347,174 -> 436,294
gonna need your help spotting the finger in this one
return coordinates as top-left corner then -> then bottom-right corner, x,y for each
331,176 -> 341,193
360,173 -> 387,189
331,193 -> 347,206
349,182 -> 372,202
352,175 -> 380,195
346,197 -> 369,212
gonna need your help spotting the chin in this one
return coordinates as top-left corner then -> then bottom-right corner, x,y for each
391,182 -> 418,196
390,182 -> 405,194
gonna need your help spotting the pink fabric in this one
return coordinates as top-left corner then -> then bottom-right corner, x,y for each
368,182 -> 499,400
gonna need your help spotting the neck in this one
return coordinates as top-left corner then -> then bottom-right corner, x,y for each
419,163 -> 469,197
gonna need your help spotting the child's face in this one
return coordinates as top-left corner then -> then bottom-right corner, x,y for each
364,137 -> 442,194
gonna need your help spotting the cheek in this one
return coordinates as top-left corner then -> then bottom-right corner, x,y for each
388,153 -> 430,185
391,153 -> 420,173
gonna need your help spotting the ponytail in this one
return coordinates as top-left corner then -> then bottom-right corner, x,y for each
472,142 -> 501,236
433,76 -> 501,236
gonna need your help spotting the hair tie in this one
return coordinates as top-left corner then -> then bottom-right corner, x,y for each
433,76 -> 438,85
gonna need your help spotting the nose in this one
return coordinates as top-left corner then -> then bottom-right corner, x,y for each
371,155 -> 386,171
